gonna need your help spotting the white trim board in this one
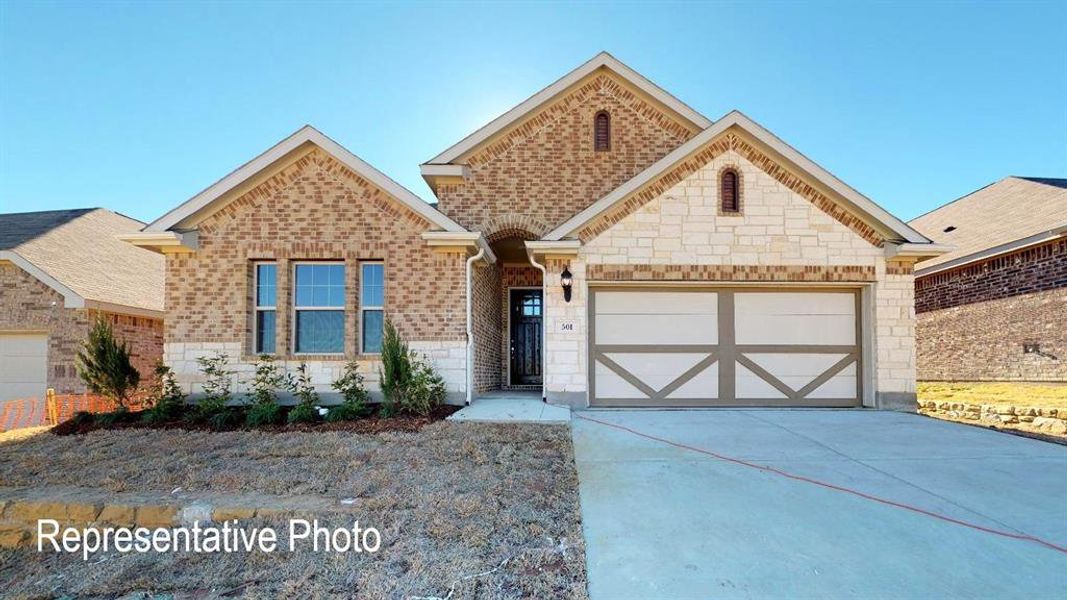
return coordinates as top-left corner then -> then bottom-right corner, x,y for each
544,111 -> 933,245
145,126 -> 467,234
423,51 -> 713,166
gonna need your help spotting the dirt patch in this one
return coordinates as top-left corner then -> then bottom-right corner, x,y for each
0,421 -> 588,598
918,381 -> 1067,409
51,405 -> 461,436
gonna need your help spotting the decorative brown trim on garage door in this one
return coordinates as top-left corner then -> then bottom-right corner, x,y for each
588,286 -> 862,407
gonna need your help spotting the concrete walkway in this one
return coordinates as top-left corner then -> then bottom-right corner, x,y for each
448,391 -> 570,423
572,409 -> 1067,599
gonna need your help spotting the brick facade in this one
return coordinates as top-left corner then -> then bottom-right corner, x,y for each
164,147 -> 468,399
435,72 -> 696,239
0,261 -> 163,395
915,238 -> 1067,381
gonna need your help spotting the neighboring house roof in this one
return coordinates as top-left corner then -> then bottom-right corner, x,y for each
423,51 -> 713,167
143,125 -> 466,234
544,110 -> 933,246
909,176 -> 1067,275
0,208 -> 165,315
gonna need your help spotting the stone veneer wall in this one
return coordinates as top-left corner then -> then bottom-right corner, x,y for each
434,72 -> 696,238
0,262 -> 164,394
163,148 -> 469,401
544,146 -> 917,408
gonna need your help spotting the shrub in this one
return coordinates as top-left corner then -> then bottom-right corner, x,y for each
327,361 -> 369,422
378,321 -> 447,417
378,320 -> 411,415
402,354 -> 447,416
193,353 -> 234,425
245,355 -> 292,426
143,362 -> 186,424
287,363 -> 319,424
75,317 -> 140,410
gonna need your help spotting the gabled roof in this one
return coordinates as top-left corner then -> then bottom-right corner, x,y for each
544,110 -> 931,245
910,176 -> 1067,274
145,125 -> 465,233
0,208 -> 164,314
423,51 -> 713,166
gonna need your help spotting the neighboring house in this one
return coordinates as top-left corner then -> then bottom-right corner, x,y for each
124,52 -> 946,410
0,208 -> 165,402
910,177 -> 1067,382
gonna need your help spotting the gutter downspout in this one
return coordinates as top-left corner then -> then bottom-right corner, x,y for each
465,248 -> 485,405
527,252 -> 548,403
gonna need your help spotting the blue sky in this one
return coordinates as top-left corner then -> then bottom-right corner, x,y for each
1,1 -> 1064,223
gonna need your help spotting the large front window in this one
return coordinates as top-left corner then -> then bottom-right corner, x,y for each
361,262 -> 384,353
294,263 -> 345,354
254,263 -> 276,354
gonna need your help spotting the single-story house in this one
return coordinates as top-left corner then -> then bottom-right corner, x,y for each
123,52 -> 947,410
910,176 -> 1066,382
0,208 -> 165,402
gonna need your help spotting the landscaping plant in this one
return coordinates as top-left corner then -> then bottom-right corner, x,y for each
327,360 -> 370,422
194,352 -> 239,429
378,320 -> 411,416
75,317 -> 140,411
245,355 -> 293,426
143,362 -> 187,424
378,320 -> 446,416
287,362 -> 319,424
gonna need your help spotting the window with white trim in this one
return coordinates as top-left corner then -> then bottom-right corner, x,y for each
293,262 -> 345,354
361,262 -> 384,353
254,263 -> 276,354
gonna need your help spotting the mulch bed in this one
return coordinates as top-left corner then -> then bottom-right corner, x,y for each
52,404 -> 461,436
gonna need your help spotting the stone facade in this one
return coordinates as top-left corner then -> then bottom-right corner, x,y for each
163,147 -> 468,400
0,261 -> 163,395
915,238 -> 1067,382
434,72 -> 697,238
546,143 -> 918,408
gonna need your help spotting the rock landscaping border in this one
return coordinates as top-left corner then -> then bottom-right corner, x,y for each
918,400 -> 1067,436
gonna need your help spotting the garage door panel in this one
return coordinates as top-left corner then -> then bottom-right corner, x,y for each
735,314 -> 855,345
590,288 -> 861,407
0,333 -> 48,402
597,292 -> 717,315
596,314 -> 717,345
594,361 -> 651,399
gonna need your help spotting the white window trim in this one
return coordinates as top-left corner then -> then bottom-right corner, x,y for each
360,261 -> 384,355
292,261 -> 346,356
253,262 -> 277,355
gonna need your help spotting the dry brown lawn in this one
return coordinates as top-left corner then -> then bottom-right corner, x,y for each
918,381 -> 1067,409
0,422 -> 588,599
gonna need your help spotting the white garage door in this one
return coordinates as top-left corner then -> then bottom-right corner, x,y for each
589,288 -> 861,407
0,333 -> 48,402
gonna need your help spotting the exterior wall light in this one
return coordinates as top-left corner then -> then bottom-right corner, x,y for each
561,266 -> 573,303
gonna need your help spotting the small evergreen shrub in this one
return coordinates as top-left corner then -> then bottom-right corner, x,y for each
245,355 -> 292,426
378,321 -> 447,416
287,363 -> 320,424
194,353 -> 234,426
76,317 -> 140,410
143,362 -> 186,424
327,361 -> 369,422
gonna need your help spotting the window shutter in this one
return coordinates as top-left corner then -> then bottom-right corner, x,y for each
594,112 -> 610,151
721,170 -> 739,212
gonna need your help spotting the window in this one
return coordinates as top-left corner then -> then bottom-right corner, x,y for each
721,168 -> 740,213
594,111 -> 610,151
361,262 -> 384,353
293,263 -> 345,354
254,263 -> 276,354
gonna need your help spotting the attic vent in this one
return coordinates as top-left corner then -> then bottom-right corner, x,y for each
943,226 -> 957,233
594,111 -> 610,152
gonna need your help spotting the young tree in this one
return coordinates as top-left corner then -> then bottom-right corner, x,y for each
76,317 -> 140,410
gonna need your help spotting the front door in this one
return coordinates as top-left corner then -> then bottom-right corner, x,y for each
509,289 -> 543,386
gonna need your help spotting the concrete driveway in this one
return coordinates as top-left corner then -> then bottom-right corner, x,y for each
572,410 -> 1067,599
